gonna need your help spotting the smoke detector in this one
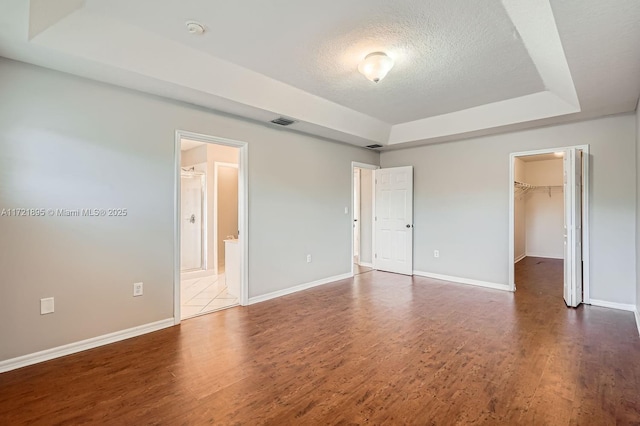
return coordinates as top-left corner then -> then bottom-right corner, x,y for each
185,21 -> 205,35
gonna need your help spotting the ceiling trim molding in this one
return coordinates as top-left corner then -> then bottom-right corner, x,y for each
388,0 -> 580,145
24,0 -> 580,148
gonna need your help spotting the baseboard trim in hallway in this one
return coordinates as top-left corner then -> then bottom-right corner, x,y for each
247,272 -> 353,305
0,318 -> 174,373
635,308 -> 640,337
589,299 -> 636,312
413,271 -> 511,292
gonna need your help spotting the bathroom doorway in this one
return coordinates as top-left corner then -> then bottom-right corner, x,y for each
175,132 -> 248,321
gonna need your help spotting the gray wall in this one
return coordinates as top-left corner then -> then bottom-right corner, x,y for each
381,114 -> 637,305
0,58 -> 379,361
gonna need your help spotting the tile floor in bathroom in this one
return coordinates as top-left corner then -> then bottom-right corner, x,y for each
180,273 -> 238,319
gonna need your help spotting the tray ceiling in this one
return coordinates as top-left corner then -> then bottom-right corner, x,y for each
0,0 -> 638,149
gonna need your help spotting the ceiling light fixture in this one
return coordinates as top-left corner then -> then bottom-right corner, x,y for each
358,52 -> 394,83
185,21 -> 205,35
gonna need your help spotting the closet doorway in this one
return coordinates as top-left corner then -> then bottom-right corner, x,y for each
508,146 -> 590,307
174,131 -> 248,323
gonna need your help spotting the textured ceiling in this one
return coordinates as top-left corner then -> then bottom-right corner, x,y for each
0,0 -> 638,149
84,0 -> 544,124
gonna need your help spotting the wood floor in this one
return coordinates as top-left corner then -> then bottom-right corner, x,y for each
1,257 -> 639,425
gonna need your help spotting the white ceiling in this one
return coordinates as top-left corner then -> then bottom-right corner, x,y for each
0,0 -> 638,150
180,139 -> 204,152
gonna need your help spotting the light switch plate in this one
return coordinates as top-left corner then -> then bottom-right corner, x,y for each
40,297 -> 54,315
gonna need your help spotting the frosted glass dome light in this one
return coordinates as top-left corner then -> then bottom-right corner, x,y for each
358,52 -> 394,83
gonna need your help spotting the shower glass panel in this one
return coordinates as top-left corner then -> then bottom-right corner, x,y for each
181,172 -> 205,271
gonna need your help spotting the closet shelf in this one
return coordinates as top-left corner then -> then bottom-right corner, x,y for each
514,180 -> 562,197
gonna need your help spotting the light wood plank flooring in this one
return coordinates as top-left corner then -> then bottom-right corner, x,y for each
1,257 -> 639,424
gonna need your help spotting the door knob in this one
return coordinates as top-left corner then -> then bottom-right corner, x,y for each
406,224 -> 413,228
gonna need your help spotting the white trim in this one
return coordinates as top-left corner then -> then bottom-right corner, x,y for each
588,299 -> 636,312
524,253 -> 563,260
581,147 -> 591,303
174,134 -> 181,324
635,308 -> 640,338
0,318 -> 174,373
175,130 -> 249,326
508,144 -> 590,303
413,271 -> 511,292
359,262 -> 374,268
213,161 -> 239,275
351,162 -> 379,277
514,254 -> 526,263
248,272 -> 353,305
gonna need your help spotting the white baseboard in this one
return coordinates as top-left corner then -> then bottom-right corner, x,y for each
248,272 -> 353,305
413,271 -> 511,292
635,309 -> 640,338
0,318 -> 174,373
525,253 -> 563,260
589,299 -> 636,312
358,262 -> 374,268
514,254 -> 526,263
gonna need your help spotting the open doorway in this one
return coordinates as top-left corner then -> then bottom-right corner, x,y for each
509,146 -> 590,307
175,131 -> 248,322
352,162 -> 377,275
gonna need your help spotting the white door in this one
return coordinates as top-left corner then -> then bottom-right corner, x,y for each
375,166 -> 413,275
563,149 -> 583,307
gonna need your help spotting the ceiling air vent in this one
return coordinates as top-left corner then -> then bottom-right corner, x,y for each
270,117 -> 296,126
366,144 -> 383,149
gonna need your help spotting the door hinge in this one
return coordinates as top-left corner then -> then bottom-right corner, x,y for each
375,253 -> 377,258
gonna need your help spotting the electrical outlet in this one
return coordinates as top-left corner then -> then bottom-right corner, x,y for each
306,254 -> 312,263
133,282 -> 143,297
40,297 -> 54,315
344,207 -> 348,214
434,250 -> 440,258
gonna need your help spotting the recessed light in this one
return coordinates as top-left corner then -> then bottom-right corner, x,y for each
185,21 -> 205,35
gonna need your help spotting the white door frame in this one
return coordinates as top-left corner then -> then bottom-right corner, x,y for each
508,144 -> 590,303
351,162 -> 378,276
213,161 -> 239,275
174,130 -> 249,325
353,168 -> 361,262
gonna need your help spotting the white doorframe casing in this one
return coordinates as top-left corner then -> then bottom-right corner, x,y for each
174,130 -> 249,325
351,162 -> 378,277
508,145 -> 590,304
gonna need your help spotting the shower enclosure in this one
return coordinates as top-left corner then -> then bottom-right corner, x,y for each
181,171 -> 206,272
